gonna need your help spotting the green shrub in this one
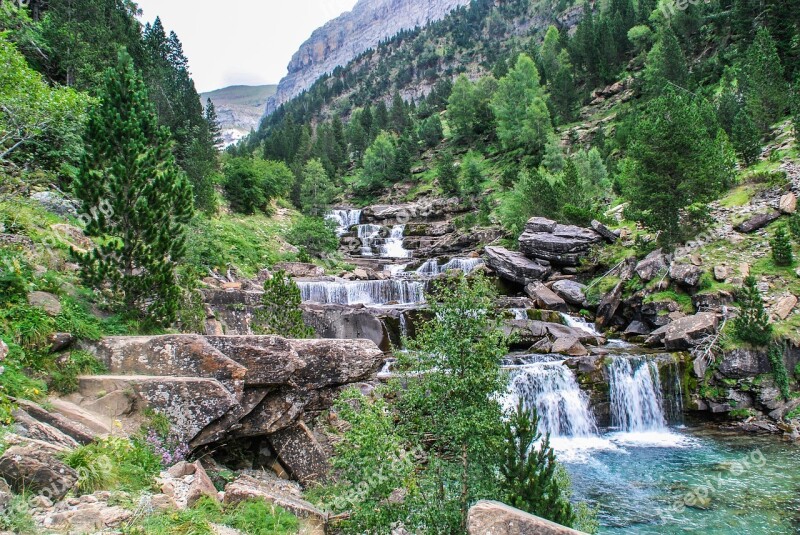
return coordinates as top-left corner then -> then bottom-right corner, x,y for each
254,271 -> 313,338
63,436 -> 161,494
49,350 -> 106,394
771,225 -> 794,267
767,344 -> 791,401
286,217 -> 339,258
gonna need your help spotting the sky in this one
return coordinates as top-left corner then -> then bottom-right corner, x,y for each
135,0 -> 359,93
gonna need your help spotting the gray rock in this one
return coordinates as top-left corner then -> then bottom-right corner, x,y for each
0,444 -> 78,500
735,210 -> 781,233
0,478 -> 10,512
779,192 -> 797,214
551,280 -> 587,306
551,337 -> 588,356
30,191 -> 78,217
48,333 -> 74,353
669,263 -> 704,288
268,421 -> 330,486
719,349 -> 769,378
518,218 -> 603,267
11,410 -> 79,449
662,313 -> 718,350
624,321 -> 650,336
635,249 -> 668,281
302,303 -> 389,351
591,220 -> 618,243
468,500 -> 585,535
484,246 -> 551,285
525,282 -> 568,312
273,262 -> 325,278
224,474 -> 326,524
596,281 -> 624,328
0,339 -> 7,362
27,291 -> 61,316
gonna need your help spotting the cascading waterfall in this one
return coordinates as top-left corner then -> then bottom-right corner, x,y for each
607,356 -> 668,433
297,279 -> 425,305
510,308 -> 529,320
507,357 -> 599,438
356,224 -> 383,256
416,257 -> 485,275
560,313 -> 602,337
380,225 -> 411,258
327,209 -> 362,235
399,312 -> 408,339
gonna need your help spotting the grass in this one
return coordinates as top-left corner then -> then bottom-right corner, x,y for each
124,497 -> 299,535
0,494 -> 38,534
643,290 -> 695,314
63,436 -> 162,494
718,184 -> 756,208
184,212 -> 300,278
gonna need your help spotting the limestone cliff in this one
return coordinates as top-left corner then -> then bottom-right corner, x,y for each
264,0 -> 470,115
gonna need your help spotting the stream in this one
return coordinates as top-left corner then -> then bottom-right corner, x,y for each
322,209 -> 800,534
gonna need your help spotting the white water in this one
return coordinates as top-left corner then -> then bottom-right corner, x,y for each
607,356 -> 668,433
297,279 -> 425,306
509,308 -> 529,320
507,359 -> 599,438
560,313 -> 602,337
356,224 -> 383,256
327,209 -> 362,235
399,312 -> 408,339
380,225 -> 411,258
416,257 -> 484,275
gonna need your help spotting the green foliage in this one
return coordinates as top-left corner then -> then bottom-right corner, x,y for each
63,436 -> 161,494
72,51 -> 193,326
491,54 -> 553,159
254,270 -> 313,338
360,131 -> 397,191
0,494 -> 37,534
49,350 -> 106,394
619,91 -> 736,246
771,225 -> 794,267
500,400 -> 575,528
731,108 -> 762,166
126,497 -> 298,535
459,150 -> 485,196
767,344 -> 791,401
436,150 -> 460,195
0,33 -> 90,171
498,167 -> 561,234
223,157 -> 292,215
744,28 -> 789,132
286,217 -> 339,258
733,276 -> 773,347
642,25 -> 688,95
417,114 -> 443,148
447,75 -> 496,145
299,158 -> 337,216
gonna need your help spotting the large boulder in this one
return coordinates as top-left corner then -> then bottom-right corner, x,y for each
551,337 -> 588,357
551,280 -> 587,306
484,246 -> 551,285
301,304 -> 389,350
268,421 -> 330,486
361,198 -> 465,224
719,349 -> 770,379
0,444 -> 78,500
27,291 -> 61,316
421,228 -> 505,257
205,336 -> 302,387
518,218 -> 603,266
287,338 -> 384,389
669,263 -> 704,288
86,335 -> 247,399
635,249 -> 668,281
595,281 -> 623,328
467,500 -> 586,535
647,313 -> 718,350
525,282 -> 568,312
591,220 -> 618,243
224,474 -> 327,525
735,210 -> 781,233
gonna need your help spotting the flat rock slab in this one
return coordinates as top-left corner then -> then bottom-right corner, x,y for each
78,375 -> 239,444
525,282 -> 568,312
224,474 -> 327,523
287,338 -> 384,389
735,210 -> 781,233
468,500 -> 586,535
518,217 -> 602,267
86,335 -> 247,400
484,246 -> 551,285
206,336 -> 303,387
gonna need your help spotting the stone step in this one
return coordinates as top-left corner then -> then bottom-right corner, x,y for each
14,398 -> 97,444
47,398 -> 113,436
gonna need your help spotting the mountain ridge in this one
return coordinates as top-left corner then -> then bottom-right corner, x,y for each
201,84 -> 277,146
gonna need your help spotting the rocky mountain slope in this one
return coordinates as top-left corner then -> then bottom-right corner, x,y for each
201,84 -> 277,146
264,0 -> 470,115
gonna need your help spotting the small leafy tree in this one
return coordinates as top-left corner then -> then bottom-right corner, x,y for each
437,150 -> 460,195
460,151 -> 485,196
73,51 -> 193,325
286,217 -> 339,258
254,270 -> 313,338
734,276 -> 773,346
771,225 -> 794,267
500,400 -> 575,528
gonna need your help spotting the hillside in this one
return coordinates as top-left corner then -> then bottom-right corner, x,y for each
264,0 -> 471,115
201,84 -> 277,146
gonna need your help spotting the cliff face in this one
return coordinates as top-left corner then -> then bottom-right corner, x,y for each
201,85 -> 277,147
264,0 -> 470,115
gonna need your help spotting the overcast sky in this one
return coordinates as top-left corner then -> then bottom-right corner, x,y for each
135,0 -> 359,93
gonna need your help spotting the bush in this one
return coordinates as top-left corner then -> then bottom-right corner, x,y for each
768,344 -> 791,401
771,225 -> 794,267
222,157 -> 292,215
286,217 -> 339,258
63,436 -> 161,494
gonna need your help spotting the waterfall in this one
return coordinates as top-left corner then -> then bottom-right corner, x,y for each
297,279 -> 425,305
607,356 -> 667,433
399,312 -> 408,339
509,308 -> 529,320
416,257 -> 485,275
508,358 -> 599,438
380,225 -> 410,258
356,224 -> 383,256
560,313 -> 602,337
327,209 -> 362,235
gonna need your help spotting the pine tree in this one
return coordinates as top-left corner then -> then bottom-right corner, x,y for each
300,158 -> 337,216
437,150 -> 460,195
771,225 -> 794,267
459,151 -> 484,196
734,275 -> 773,346
642,25 -> 688,95
744,28 -> 789,132
254,270 -> 314,338
73,51 -> 193,325
731,108 -> 762,166
500,400 -> 575,528
205,98 -> 223,148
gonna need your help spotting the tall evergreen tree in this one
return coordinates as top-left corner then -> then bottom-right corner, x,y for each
437,150 -> 460,195
255,270 -> 314,338
642,25 -> 688,95
734,275 -> 773,346
73,51 -> 193,325
771,225 -> 794,267
731,108 -> 762,166
300,158 -> 337,216
500,400 -> 575,527
205,98 -> 223,148
744,28 -> 789,132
